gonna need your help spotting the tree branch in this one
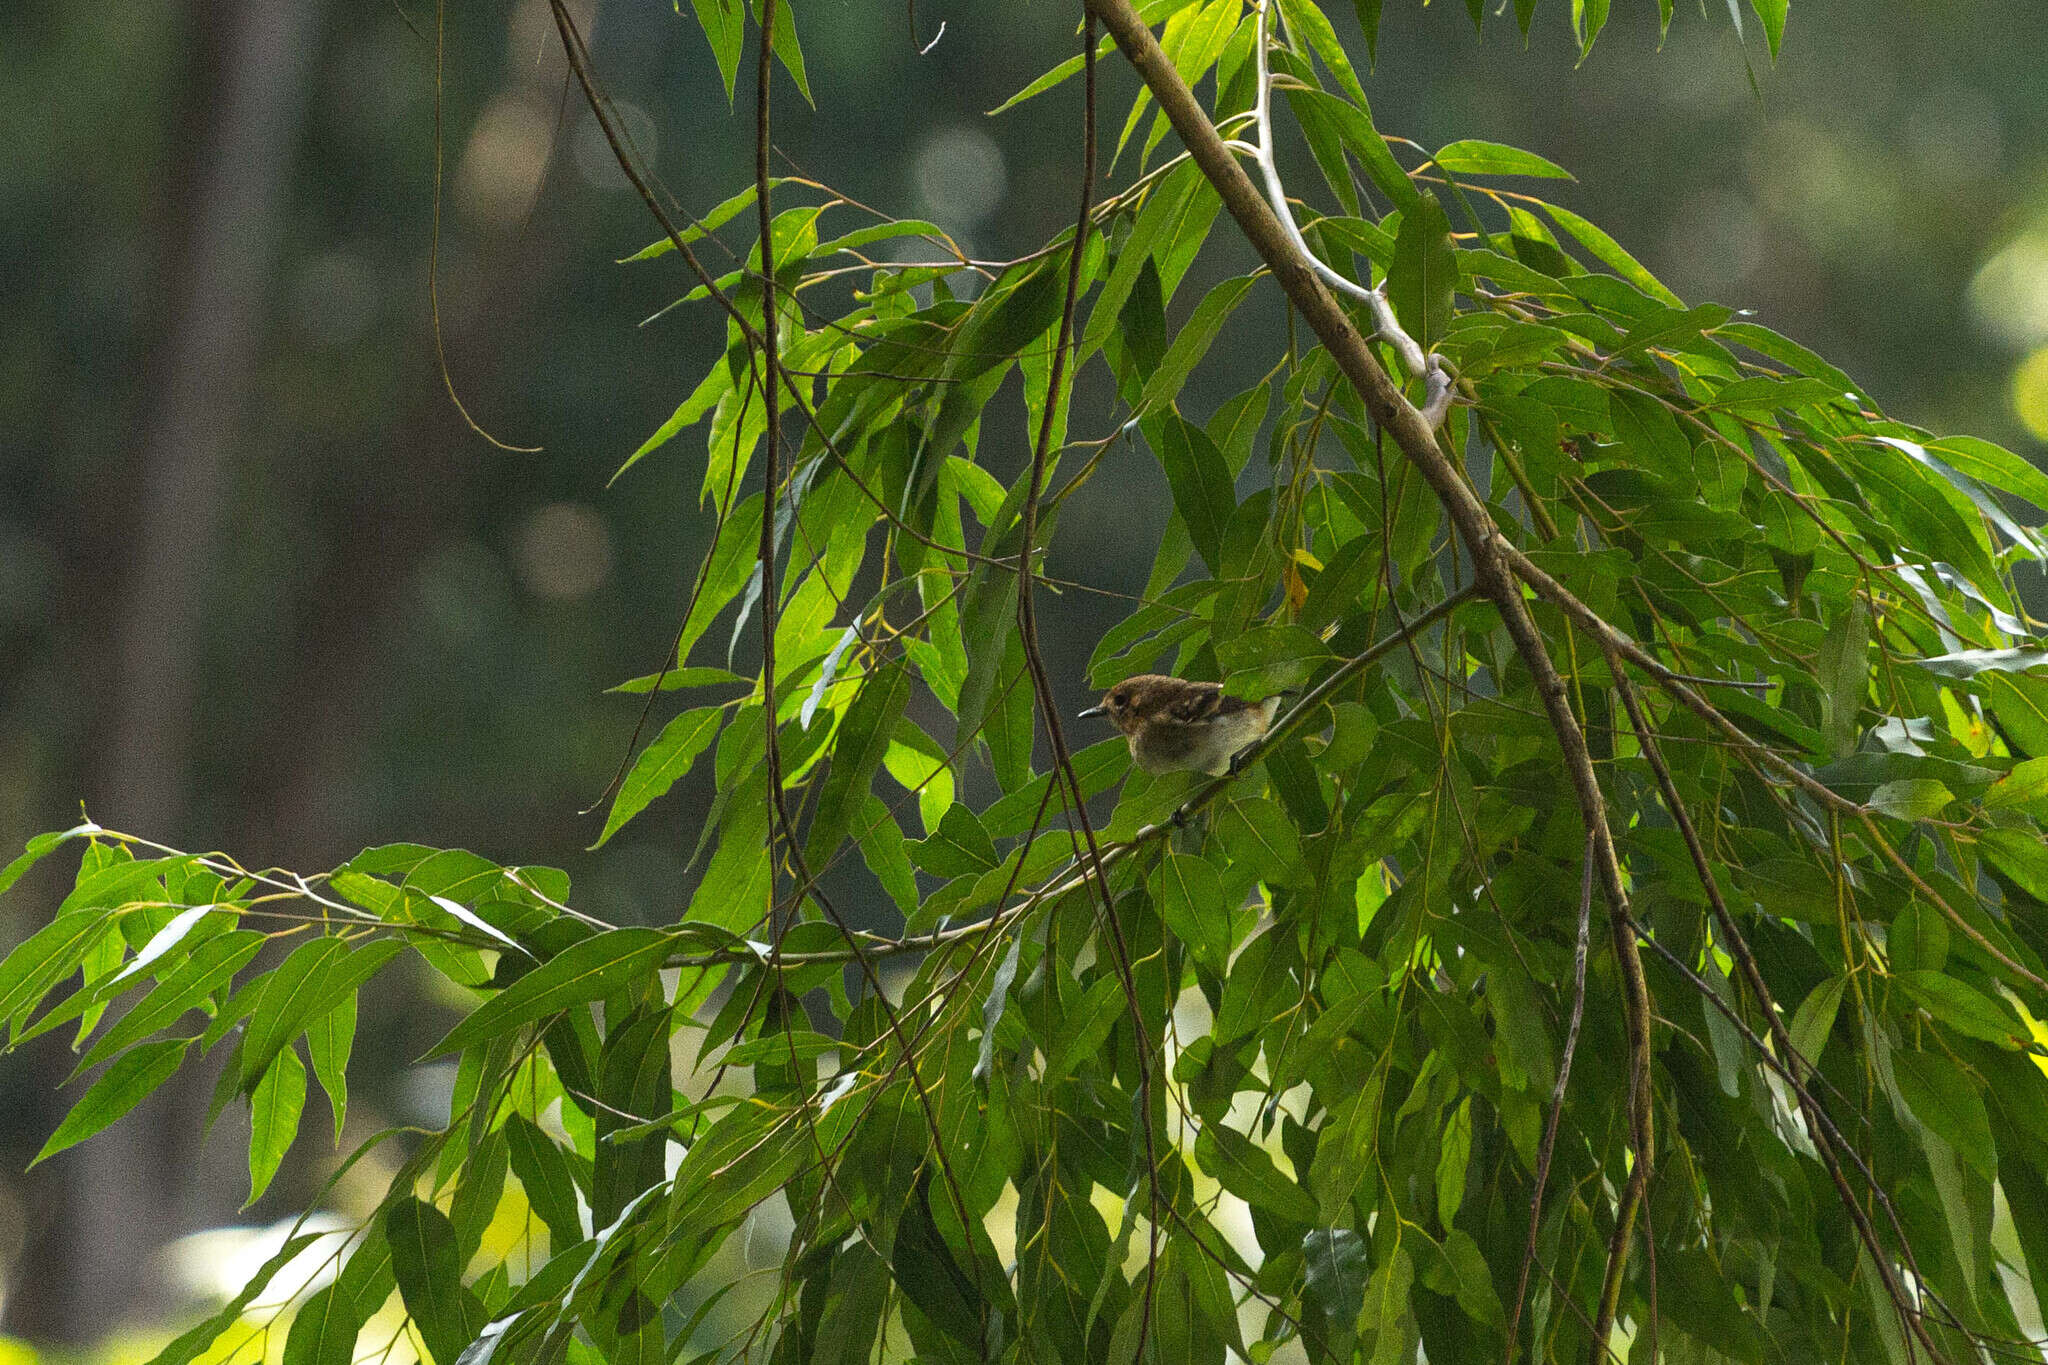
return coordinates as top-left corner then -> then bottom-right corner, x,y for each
1076,4 -> 1656,1354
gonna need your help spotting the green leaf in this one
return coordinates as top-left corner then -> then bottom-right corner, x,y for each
1982,827 -> 2048,903
1284,88 -> 1417,214
1866,778 -> 1951,821
246,1044 -> 306,1205
1889,902 -> 1948,975
387,1196 -> 488,1365
505,1113 -> 585,1250
812,219 -> 951,260
1215,797 -> 1304,887
1895,971 -> 2022,1048
1357,1245 -> 1414,1365
908,804 -> 999,880
1386,191 -> 1456,351
1042,975 -> 1125,1086
1154,853 -> 1231,971
1838,438 -> 2003,594
891,1182 -> 988,1349
1277,0 -> 1369,106
1875,433 -> 2045,559
1983,756 -> 2048,813
0,906 -> 121,1039
1749,0 -> 1787,58
1433,140 -> 1574,180
1892,1048 -> 1995,1178
1574,0 -> 1611,53
1350,0 -> 1383,59
755,0 -> 812,104
429,929 -> 674,1058
307,997 -> 354,1145
623,180 -> 792,266
592,1006 -> 671,1227
283,1282 -> 371,1365
677,495 -> 765,666
0,821 -> 99,896
1436,1096 -> 1473,1225
595,707 -> 723,848
1195,1121 -> 1320,1223
1928,435 -> 2048,520
688,0 -> 745,102
1788,976 -> 1845,1071
1990,672 -> 2048,761
1137,274 -> 1258,416
1816,598 -> 1868,758
240,938 -> 404,1091
33,1037 -> 189,1166
987,46 -> 1094,117
1146,413 -> 1235,572
612,355 -> 731,485
1303,1228 -> 1368,1351
1541,201 -> 1682,307
945,262 -> 1067,389
78,930 -> 263,1070
807,662 -> 912,865
854,795 -> 919,914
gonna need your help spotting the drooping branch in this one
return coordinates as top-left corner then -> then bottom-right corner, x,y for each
1009,15 -> 1166,1353
1077,4 -> 1656,1354
1610,674 -> 1953,1362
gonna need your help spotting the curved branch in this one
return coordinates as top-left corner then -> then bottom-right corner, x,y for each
1078,5 -> 1655,1355
1247,0 -> 1450,424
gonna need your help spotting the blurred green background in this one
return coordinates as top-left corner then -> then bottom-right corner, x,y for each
1,0 -> 2044,1348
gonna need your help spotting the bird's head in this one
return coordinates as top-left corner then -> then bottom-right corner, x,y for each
1077,675 -> 1186,736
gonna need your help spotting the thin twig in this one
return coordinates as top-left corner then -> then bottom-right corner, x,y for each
1505,828 -> 1595,1364
1009,18 -> 1165,1352
428,0 -> 539,452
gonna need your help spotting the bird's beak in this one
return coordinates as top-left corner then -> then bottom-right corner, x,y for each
1077,704 -> 1107,719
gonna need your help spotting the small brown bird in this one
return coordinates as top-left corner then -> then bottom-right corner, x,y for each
1078,674 -> 1287,777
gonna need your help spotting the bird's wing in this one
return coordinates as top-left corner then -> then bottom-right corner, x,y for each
1171,684 -> 1241,724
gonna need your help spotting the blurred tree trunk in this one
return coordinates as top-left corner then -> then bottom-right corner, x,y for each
4,0 -> 325,1342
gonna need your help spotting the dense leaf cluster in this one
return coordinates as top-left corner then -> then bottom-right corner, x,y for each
8,1 -> 2048,1362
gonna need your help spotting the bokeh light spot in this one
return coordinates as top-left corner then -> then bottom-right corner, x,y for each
514,502 -> 614,601
456,94 -> 555,229
572,100 -> 657,193
1971,233 -> 2048,352
911,126 -> 1006,227
2013,347 -> 2048,443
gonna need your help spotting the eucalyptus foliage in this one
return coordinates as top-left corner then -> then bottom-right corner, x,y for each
9,1 -> 2048,1363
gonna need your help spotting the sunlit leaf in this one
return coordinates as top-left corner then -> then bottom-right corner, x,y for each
33,1038 -> 189,1166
